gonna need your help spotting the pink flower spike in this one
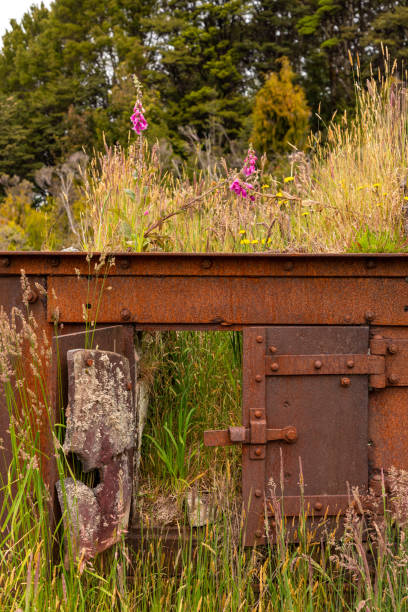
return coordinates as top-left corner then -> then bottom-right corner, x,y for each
143,210 -> 149,215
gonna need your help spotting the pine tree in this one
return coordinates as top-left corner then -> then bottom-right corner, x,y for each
251,58 -> 310,156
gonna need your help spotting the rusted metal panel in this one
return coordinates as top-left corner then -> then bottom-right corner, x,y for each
47,276 -> 408,326
4,251 -> 408,277
0,276 -> 53,522
242,326 -> 369,545
57,348 -> 134,559
369,327 -> 408,474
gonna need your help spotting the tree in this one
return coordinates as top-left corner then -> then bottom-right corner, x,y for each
251,58 -> 310,157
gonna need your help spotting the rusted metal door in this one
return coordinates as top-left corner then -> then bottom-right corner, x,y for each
205,326 -> 376,545
51,325 -> 136,558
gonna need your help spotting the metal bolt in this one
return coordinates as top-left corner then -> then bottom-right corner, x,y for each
314,360 -> 322,369
256,335 -> 263,343
365,311 -> 375,322
27,288 -> 38,304
347,359 -> 355,368
284,427 -> 298,442
127,381 -> 132,391
255,374 -> 262,382
254,447 -> 262,456
388,344 -> 398,354
201,258 -> 212,269
254,410 -> 263,419
269,346 -> 277,353
255,489 -> 262,498
0,256 -> 10,267
314,502 -> 323,511
86,358 -> 94,367
341,377 -> 351,387
366,259 -> 376,269
283,261 -> 293,271
255,529 -> 262,538
270,362 -> 279,371
388,374 -> 399,385
344,315 -> 352,323
49,256 -> 60,267
120,308 -> 131,321
119,258 -> 130,269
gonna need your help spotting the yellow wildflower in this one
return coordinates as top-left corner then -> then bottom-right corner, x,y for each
267,238 -> 272,243
404,196 -> 408,201
372,183 -> 381,188
251,239 -> 258,244
284,176 -> 294,183
261,184 -> 270,189
240,239 -> 250,245
261,238 -> 266,244
275,191 -> 284,197
239,229 -> 246,234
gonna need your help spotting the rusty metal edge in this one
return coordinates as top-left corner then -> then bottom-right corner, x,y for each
2,251 -> 408,277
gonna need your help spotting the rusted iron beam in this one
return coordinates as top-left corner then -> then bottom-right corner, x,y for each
2,251 -> 408,277
48,276 -> 408,326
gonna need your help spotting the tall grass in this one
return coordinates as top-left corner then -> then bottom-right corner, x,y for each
79,63 -> 408,254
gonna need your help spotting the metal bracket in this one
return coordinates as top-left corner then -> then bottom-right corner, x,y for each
204,418 -> 298,461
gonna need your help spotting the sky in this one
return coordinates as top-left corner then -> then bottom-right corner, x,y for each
0,0 -> 52,39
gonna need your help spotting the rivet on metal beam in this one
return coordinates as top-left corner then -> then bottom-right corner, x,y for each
366,259 -> 376,269
254,410 -> 262,419
0,256 -> 10,267
256,335 -> 263,343
314,360 -> 322,369
255,374 -> 262,382
388,374 -> 399,385
255,489 -> 262,497
283,261 -> 294,271
27,288 -> 38,304
120,308 -> 131,321
254,447 -> 262,456
347,360 -> 355,368
270,362 -> 279,371
201,258 -> 212,269
365,311 -> 375,322
269,346 -> 277,353
50,256 -> 60,267
388,344 -> 398,354
119,258 -> 130,269
314,502 -> 323,511
341,377 -> 351,387
344,315 -> 352,323
255,529 -> 262,538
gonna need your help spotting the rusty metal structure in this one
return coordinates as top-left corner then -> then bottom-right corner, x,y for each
1,251 -> 408,547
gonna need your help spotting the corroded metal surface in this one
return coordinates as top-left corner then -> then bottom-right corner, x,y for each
242,326 -> 369,545
47,275 -> 408,326
2,251 -> 408,277
58,348 -> 134,559
2,252 -> 408,548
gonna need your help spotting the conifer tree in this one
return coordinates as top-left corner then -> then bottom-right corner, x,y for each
251,58 -> 310,156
